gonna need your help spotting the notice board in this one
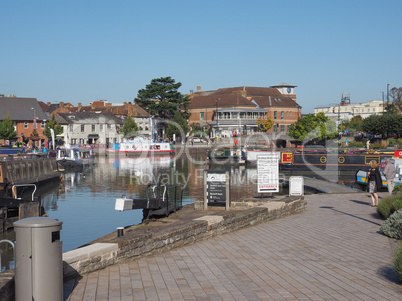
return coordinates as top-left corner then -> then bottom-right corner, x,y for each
257,153 -> 280,193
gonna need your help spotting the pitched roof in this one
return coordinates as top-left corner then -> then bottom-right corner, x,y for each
190,86 -> 301,109
0,97 -> 47,121
58,112 -> 124,124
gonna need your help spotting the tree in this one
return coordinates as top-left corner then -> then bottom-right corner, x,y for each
362,114 -> 402,136
120,116 -> 139,138
44,115 -> 63,138
135,76 -> 191,119
256,117 -> 274,132
288,112 -> 337,142
389,87 -> 402,112
165,111 -> 189,139
0,114 -> 17,141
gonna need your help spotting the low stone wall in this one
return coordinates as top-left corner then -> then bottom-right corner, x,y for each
63,197 -> 306,279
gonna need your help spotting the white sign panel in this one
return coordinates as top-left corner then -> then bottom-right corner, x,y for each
257,153 -> 280,193
289,176 -> 304,196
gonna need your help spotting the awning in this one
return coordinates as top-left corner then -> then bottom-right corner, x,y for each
88,134 -> 99,138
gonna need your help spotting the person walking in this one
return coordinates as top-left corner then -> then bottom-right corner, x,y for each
367,160 -> 382,207
382,158 -> 396,195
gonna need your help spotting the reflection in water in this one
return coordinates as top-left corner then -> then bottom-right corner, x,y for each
1,153 -> 357,271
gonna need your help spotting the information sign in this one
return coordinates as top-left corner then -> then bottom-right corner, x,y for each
257,153 -> 280,193
206,170 -> 228,204
289,176 -> 304,196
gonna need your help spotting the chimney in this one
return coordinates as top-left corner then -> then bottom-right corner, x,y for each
197,85 -> 202,92
78,103 -> 82,110
60,102 -> 64,108
47,102 -> 51,106
128,103 -> 133,116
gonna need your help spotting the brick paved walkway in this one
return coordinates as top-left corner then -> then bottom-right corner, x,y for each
64,192 -> 401,300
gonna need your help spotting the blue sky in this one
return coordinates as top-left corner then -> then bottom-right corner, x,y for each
1,0 -> 401,113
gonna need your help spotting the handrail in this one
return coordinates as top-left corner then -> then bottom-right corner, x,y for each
0,239 -> 15,273
12,184 -> 37,201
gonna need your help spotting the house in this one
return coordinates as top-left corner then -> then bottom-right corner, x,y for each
40,100 -> 152,136
57,112 -> 124,147
188,84 -> 301,137
0,96 -> 47,147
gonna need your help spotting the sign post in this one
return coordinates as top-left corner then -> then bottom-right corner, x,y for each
257,153 -> 280,195
204,170 -> 230,210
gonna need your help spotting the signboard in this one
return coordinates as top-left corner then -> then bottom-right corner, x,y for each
257,153 -> 280,193
289,176 -> 304,196
395,150 -> 402,157
206,170 -> 229,204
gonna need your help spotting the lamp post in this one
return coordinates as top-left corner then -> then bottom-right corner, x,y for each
215,98 -> 220,136
387,84 -> 390,107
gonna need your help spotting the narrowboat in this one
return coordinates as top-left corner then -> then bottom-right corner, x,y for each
279,148 -> 393,171
355,157 -> 402,190
207,147 -> 244,164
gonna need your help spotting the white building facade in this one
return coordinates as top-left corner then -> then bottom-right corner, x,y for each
314,100 -> 384,123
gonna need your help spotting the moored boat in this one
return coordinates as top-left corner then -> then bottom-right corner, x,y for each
56,145 -> 94,170
279,148 -> 394,171
355,157 -> 402,190
106,136 -> 174,156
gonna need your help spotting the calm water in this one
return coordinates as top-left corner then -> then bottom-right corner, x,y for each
0,152 -> 357,271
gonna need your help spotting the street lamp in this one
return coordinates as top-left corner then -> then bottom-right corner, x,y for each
215,98 -> 220,136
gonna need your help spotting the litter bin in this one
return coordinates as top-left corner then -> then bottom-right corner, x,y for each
14,217 -> 63,301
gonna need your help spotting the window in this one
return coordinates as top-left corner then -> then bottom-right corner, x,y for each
200,112 -> 205,121
24,122 -> 28,129
373,108 -> 375,112
281,111 -> 284,119
290,111 -> 292,117
107,124 -> 111,130
91,124 -> 95,132
41,121 -> 45,129
81,124 -> 85,132
100,124 -> 103,131
280,125 -> 285,132
274,124 -> 278,132
69,124 -> 73,132
287,125 -> 291,132
274,111 -> 277,119
287,111 -> 289,117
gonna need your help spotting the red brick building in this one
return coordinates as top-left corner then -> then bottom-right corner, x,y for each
188,84 -> 301,137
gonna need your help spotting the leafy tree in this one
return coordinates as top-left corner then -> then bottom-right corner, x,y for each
166,111 -> 189,139
44,115 -> 63,138
135,76 -> 191,119
289,112 -> 337,142
256,117 -> 274,132
120,116 -> 139,138
340,115 -> 363,132
362,114 -> 402,136
0,114 -> 17,140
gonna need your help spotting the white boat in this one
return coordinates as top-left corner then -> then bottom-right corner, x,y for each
355,157 -> 402,190
106,136 -> 174,155
56,145 -> 94,170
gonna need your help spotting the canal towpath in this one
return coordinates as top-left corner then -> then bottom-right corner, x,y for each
63,191 -> 401,300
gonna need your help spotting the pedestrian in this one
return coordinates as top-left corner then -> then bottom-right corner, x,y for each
234,139 -> 238,147
367,160 -> 382,207
382,158 -> 396,195
366,140 -> 370,150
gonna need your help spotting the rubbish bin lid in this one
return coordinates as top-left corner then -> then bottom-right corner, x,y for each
14,217 -> 63,228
